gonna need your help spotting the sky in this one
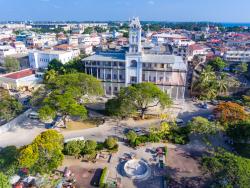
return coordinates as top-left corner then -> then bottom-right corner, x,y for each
0,0 -> 250,22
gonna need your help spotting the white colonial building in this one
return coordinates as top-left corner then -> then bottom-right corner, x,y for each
82,18 -> 187,100
29,49 -> 80,69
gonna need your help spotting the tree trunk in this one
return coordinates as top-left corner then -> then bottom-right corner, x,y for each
140,108 -> 146,120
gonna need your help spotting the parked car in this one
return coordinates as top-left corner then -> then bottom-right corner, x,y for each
28,112 -> 39,119
175,118 -> 184,125
199,102 -> 208,109
211,99 -> 219,105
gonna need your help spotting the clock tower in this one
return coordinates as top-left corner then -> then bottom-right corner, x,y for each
125,17 -> 143,85
129,17 -> 142,54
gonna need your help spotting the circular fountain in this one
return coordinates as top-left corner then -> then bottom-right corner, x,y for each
124,159 -> 151,180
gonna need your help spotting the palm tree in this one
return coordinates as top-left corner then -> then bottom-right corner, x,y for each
199,66 -> 216,86
217,76 -> 228,95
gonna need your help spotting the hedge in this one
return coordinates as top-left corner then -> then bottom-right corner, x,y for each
99,167 -> 108,188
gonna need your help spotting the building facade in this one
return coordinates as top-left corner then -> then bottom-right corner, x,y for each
223,50 -> 250,63
29,49 -> 80,69
82,18 -> 187,100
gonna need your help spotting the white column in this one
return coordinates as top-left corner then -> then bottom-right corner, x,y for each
164,71 -> 166,85
111,69 -> 113,82
103,68 -> 106,81
118,69 -> 120,82
155,71 -> 158,84
148,71 -> 150,82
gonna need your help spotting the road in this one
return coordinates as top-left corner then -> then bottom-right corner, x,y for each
0,100 -> 213,148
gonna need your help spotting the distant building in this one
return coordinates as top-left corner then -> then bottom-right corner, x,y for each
0,69 -> 43,90
0,45 -> 16,64
223,50 -> 250,63
29,49 -> 80,69
82,18 -> 187,100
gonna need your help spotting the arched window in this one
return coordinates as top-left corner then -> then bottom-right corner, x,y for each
131,60 -> 137,67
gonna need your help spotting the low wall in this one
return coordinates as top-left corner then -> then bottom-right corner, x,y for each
0,109 -> 32,134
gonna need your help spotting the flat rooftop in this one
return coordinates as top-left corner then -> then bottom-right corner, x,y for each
83,52 -> 126,62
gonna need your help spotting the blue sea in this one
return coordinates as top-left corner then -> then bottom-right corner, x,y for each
220,23 -> 250,27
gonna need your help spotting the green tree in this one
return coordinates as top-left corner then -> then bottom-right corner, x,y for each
41,91 -> 87,122
105,98 -> 136,117
236,62 -> 248,74
38,105 -> 56,122
227,121 -> 250,143
0,172 -> 11,188
83,140 -> 97,154
126,130 -> 138,145
202,151 -> 250,187
193,66 -> 218,100
208,57 -> 227,71
30,87 -> 47,107
40,73 -> 103,121
108,83 -> 172,119
188,116 -> 220,135
18,130 -> 64,174
48,59 -> 65,74
83,27 -> 94,34
4,57 -> 20,73
0,146 -> 19,176
104,137 -> 117,149
0,89 -> 23,121
64,140 -> 85,157
19,145 -> 38,169
44,69 -> 57,83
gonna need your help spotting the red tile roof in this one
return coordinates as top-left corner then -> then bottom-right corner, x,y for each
4,69 -> 34,79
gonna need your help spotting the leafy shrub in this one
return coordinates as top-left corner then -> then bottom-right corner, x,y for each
64,140 -> 85,157
82,140 -> 97,154
104,137 -> 117,149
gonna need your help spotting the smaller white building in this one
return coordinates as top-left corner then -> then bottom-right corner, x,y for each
29,49 -> 80,69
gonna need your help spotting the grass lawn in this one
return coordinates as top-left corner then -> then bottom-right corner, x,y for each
65,120 -> 97,131
234,143 -> 250,159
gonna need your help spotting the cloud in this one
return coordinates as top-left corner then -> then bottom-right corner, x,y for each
148,0 -> 155,5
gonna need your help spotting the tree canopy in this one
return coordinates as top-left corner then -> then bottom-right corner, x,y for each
18,130 -> 64,174
4,57 -> 20,73
227,120 -> 250,144
64,140 -> 85,157
39,73 -> 103,121
106,83 -> 172,119
0,88 -> 23,121
0,172 -> 11,188
0,146 -> 19,177
47,59 -> 65,74
193,66 -> 238,100
188,116 -> 221,135
236,62 -> 248,74
104,137 -> 118,149
208,57 -> 227,71
202,151 -> 250,187
214,102 -> 248,124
